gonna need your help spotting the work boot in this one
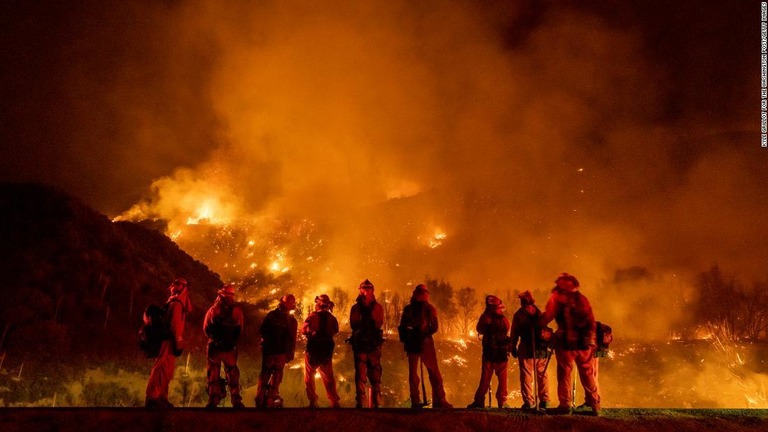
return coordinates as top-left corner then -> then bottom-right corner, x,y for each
331,402 -> 341,409
308,400 -> 319,409
499,403 -> 511,409
538,401 -> 549,410
590,404 -> 602,417
433,401 -> 453,409
575,402 -> 589,411
205,400 -> 219,409
146,398 -> 174,409
255,394 -> 266,408
466,401 -> 484,409
232,400 -> 245,409
273,396 -> 284,408
551,405 -> 573,415
520,403 -> 535,411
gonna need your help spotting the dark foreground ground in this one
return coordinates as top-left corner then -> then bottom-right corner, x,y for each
1,408 -> 767,432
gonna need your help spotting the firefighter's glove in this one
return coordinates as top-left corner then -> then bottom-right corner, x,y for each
173,338 -> 185,357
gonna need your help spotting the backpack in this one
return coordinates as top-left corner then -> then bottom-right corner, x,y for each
595,321 -> 613,357
517,308 -> 553,358
480,314 -> 510,362
483,334 -> 511,363
349,302 -> 384,353
261,309 -> 296,355
558,290 -> 593,350
398,302 -> 427,354
207,302 -> 241,352
306,312 -> 336,367
138,300 -> 176,358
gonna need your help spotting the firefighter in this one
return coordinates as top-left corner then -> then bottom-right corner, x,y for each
576,321 -> 610,411
145,278 -> 191,408
467,295 -> 510,409
348,279 -> 385,408
203,283 -> 245,408
510,291 -> 550,410
398,284 -> 453,409
256,294 -> 298,408
540,273 -> 600,416
302,294 -> 342,408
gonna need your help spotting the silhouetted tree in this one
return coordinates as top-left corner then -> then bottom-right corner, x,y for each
456,286 -> 478,336
425,278 -> 458,334
331,286 -> 350,323
694,266 -> 745,341
743,279 -> 768,341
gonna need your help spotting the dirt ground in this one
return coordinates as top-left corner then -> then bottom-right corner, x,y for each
1,408 -> 767,432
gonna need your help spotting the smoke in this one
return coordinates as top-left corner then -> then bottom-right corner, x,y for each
2,2 -> 766,338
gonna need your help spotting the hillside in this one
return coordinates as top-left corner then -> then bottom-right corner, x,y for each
0,182 -> 236,404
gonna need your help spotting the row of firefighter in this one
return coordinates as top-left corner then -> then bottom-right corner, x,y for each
139,273 -> 612,415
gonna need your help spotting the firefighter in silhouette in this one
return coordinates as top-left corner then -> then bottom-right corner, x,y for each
203,283 -> 245,408
398,284 -> 453,409
467,295 -> 510,409
510,290 -> 550,410
540,273 -> 600,416
576,321 -> 611,411
256,294 -> 298,408
145,278 -> 192,408
302,294 -> 342,408
348,279 -> 385,408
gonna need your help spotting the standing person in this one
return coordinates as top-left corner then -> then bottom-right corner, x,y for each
510,291 -> 550,411
145,278 -> 192,408
302,294 -> 342,408
540,273 -> 600,416
398,284 -> 453,409
348,279 -> 385,408
467,295 -> 510,409
203,283 -> 245,409
256,294 -> 298,408
576,321 -> 611,411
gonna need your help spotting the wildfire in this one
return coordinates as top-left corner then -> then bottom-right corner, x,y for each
186,205 -> 213,225
452,338 -> 468,350
429,228 -> 447,249
269,251 -> 291,273
442,355 -> 468,368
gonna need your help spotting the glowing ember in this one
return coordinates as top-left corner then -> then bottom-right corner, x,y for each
442,355 -> 468,368
453,339 -> 468,350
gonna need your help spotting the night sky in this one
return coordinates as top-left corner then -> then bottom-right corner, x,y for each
1,1 -> 766,325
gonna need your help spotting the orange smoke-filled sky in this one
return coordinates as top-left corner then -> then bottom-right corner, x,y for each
0,1 -> 766,321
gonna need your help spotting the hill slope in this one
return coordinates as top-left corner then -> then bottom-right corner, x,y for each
0,182 -> 227,403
